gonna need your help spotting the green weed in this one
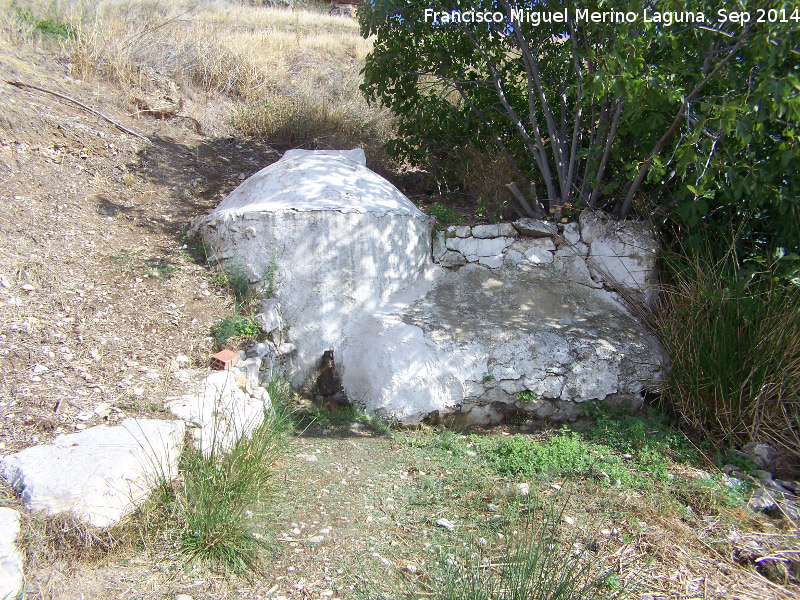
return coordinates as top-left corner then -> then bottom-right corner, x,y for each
145,257 -> 177,279
581,403 -> 698,465
179,230 -> 208,265
111,250 -> 140,272
11,3 -> 76,39
475,431 -> 667,491
425,202 -> 463,228
211,315 -> 260,348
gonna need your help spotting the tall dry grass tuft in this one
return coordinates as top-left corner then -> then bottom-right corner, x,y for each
2,0 -> 395,167
654,248 -> 800,463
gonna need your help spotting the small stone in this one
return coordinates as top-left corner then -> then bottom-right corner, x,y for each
776,479 -> 800,493
743,443 -> 778,469
75,411 -> 93,421
246,342 -> 274,359
20,284 -> 34,292
777,501 -> 800,520
295,453 -> 318,462
238,172 -> 246,180
486,504 -> 499,512
32,363 -> 47,374
404,564 -> 417,574
436,518 -> 455,531
561,222 -> 581,244
438,250 -> 467,269
596,470 -> 611,483
446,225 -> 471,238
94,402 -> 111,418
722,475 -> 744,489
751,469 -> 773,482
175,595 -> 194,600
501,482 -> 530,497
307,535 -> 325,544
513,218 -> 558,238
748,488 -> 777,511
563,516 -> 575,526
722,464 -> 739,475
276,342 -> 296,356
478,538 -> 488,547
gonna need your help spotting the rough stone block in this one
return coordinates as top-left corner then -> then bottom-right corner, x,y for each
0,508 -> 23,600
167,371 -> 268,456
513,218 -> 558,237
0,419 -> 185,528
194,150 -> 433,386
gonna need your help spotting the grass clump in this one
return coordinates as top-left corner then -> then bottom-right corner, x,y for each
134,401 -> 291,573
654,247 -> 800,460
211,264 -> 259,312
369,498 -> 629,600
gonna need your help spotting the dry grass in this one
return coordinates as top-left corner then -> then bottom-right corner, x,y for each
1,0 -> 394,166
654,250 -> 800,464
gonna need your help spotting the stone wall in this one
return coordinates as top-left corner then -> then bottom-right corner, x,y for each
433,210 -> 659,306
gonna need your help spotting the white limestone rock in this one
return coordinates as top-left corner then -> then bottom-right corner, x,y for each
194,150 -> 433,386
580,210 -> 659,305
167,370 -> 269,456
255,299 -> 283,334
0,508 -> 23,600
342,264 -> 665,424
513,218 -> 558,237
0,419 -> 185,528
446,225 -> 471,238
439,251 -> 467,269
432,231 -> 448,262
472,223 -> 517,239
561,222 -> 581,244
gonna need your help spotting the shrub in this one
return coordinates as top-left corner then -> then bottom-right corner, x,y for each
425,202 -> 462,228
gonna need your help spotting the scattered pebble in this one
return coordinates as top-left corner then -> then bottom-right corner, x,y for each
436,518 -> 455,531
307,535 -> 324,544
